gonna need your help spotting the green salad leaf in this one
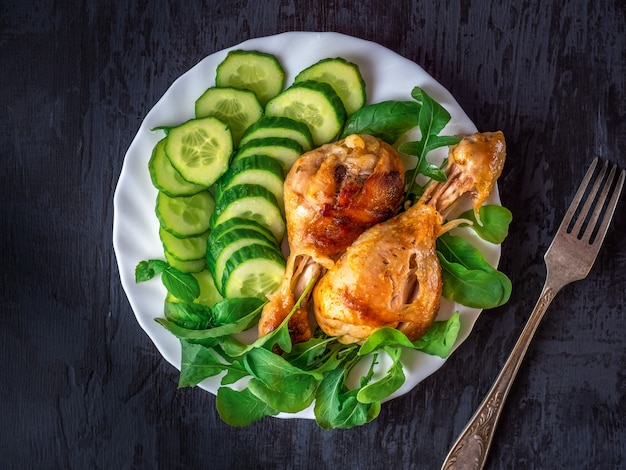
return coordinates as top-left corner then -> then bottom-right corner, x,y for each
216,387 -> 279,427
135,259 -> 200,301
178,340 -> 226,387
399,87 -> 462,207
340,100 -> 421,143
459,205 -> 513,244
437,232 -> 512,308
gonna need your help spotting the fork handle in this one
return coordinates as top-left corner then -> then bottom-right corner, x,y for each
441,281 -> 561,470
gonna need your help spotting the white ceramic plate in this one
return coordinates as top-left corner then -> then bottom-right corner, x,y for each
113,31 -> 501,420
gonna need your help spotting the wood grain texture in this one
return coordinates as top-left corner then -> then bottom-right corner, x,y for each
1,0 -> 624,468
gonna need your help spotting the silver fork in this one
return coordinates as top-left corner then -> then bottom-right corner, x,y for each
441,158 -> 625,470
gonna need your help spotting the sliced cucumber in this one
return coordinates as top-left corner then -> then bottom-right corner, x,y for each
231,137 -> 303,173
193,269 -> 224,307
239,115 -> 314,152
165,250 -> 206,273
164,116 -> 233,187
207,216 -> 277,246
159,226 -> 209,261
294,57 -> 366,116
211,184 -> 285,243
265,80 -> 347,146
215,155 -> 285,210
215,49 -> 285,106
207,228 -> 279,293
156,191 -> 215,237
149,138 -> 206,196
166,269 -> 223,308
195,86 -> 263,145
221,244 -> 286,299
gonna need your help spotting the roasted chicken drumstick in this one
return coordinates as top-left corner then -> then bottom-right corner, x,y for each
314,131 -> 506,344
258,134 -> 405,343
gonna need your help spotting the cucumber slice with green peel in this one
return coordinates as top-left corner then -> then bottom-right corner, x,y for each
215,49 -> 285,106
265,80 -> 347,146
194,269 -> 223,307
165,250 -> 207,273
220,244 -> 286,299
207,229 -> 280,293
208,226 -> 278,258
211,184 -> 286,243
156,191 -> 215,237
149,138 -> 206,196
166,269 -> 223,308
231,137 -> 303,173
195,86 -> 263,145
239,115 -> 314,151
159,226 -> 210,261
294,57 -> 366,116
207,217 -> 277,246
164,116 -> 233,187
215,155 -> 285,209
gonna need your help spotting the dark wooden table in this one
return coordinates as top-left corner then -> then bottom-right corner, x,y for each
3,1 -> 625,468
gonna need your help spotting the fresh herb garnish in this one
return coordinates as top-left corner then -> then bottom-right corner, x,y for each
340,100 -> 421,144
398,87 -> 463,207
437,232 -> 512,308
458,205 -> 513,244
135,259 -> 200,301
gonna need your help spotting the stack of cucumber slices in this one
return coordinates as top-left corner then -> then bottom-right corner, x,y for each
147,49 -> 366,303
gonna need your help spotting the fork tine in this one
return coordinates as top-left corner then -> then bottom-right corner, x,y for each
558,157 -> 598,232
570,159 -> 607,237
585,164 -> 625,245
580,163 -> 618,243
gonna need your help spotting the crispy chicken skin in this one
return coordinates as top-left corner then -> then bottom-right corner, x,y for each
314,131 -> 507,344
421,131 -> 506,219
258,134 -> 405,343
313,202 -> 443,343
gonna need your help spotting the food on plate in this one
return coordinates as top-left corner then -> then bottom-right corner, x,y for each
128,42 -> 512,430
313,132 -> 507,344
420,131 -> 506,220
258,134 -> 405,343
215,49 -> 286,106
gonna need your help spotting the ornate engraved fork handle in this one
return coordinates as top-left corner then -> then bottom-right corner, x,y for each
441,280 -> 562,470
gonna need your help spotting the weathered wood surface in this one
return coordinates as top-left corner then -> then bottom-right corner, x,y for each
2,1 -> 625,468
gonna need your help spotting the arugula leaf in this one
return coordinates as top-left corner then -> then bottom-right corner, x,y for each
135,259 -> 168,282
219,355 -> 249,385
211,297 -> 265,326
178,340 -> 226,387
340,100 -> 421,143
399,87 -> 461,208
331,393 -> 381,429
218,316 -> 293,358
458,205 -> 513,244
278,336 -> 337,370
155,304 -> 261,340
358,327 -> 416,356
219,278 -> 316,357
247,376 -> 317,413
356,347 -> 405,404
216,387 -> 278,427
313,352 -> 382,429
164,301 -> 213,330
244,347 -> 323,385
162,267 -> 200,301
314,368 -> 347,429
412,87 -> 452,136
135,259 -> 199,301
437,232 -> 511,308
412,312 -> 461,358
